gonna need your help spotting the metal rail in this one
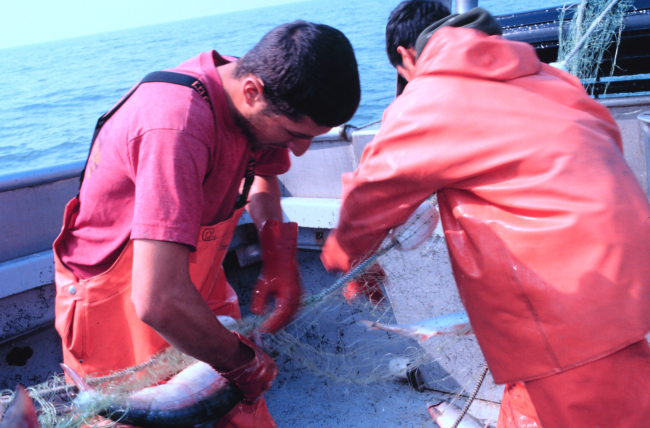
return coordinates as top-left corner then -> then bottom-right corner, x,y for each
455,0 -> 479,14
0,161 -> 84,193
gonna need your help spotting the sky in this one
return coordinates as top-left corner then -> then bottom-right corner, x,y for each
0,0 -> 306,50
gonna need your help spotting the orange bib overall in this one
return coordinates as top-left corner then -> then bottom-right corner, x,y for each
54,197 -> 275,427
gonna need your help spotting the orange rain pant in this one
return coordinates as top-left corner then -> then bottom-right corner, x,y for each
498,340 -> 650,428
54,197 -> 276,428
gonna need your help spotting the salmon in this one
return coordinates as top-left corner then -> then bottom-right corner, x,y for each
358,311 -> 472,342
0,353 -> 246,428
62,361 -> 243,428
0,314 -> 248,428
105,362 -> 243,427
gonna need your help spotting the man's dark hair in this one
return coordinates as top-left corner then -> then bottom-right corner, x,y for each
386,0 -> 450,67
235,21 -> 361,127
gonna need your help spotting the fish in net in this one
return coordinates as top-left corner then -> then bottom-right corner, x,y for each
0,199 -> 499,427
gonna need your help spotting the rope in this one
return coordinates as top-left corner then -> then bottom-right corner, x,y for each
561,0 -> 622,66
450,365 -> 489,428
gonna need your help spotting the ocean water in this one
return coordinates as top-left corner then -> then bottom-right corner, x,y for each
0,0 -> 567,175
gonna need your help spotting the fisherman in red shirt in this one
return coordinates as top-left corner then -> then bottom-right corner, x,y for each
53,21 -> 360,428
321,2 -> 650,427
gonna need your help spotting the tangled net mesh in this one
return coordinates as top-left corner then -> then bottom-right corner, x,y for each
1,200 -> 496,427
558,0 -> 634,94
265,239 -> 450,385
1,348 -> 194,428
256,228 -> 500,425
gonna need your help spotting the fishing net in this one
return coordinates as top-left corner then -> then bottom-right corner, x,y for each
557,0 -> 634,95
247,226 -> 503,426
1,348 -> 194,428
263,238 -> 458,385
1,201 -> 501,427
231,198 -> 501,425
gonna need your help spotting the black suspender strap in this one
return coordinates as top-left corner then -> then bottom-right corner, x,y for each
141,71 -> 212,109
79,70 -> 257,209
79,71 -> 213,187
235,154 -> 256,209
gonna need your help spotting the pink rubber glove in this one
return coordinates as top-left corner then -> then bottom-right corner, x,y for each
343,263 -> 386,305
221,332 -> 278,404
250,220 -> 303,333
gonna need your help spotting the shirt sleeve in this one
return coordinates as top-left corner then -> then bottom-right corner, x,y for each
129,129 -> 211,249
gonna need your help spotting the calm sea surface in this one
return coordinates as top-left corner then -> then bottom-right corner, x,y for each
0,0 -> 567,174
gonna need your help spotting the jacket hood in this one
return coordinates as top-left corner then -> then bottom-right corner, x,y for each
414,26 -> 541,82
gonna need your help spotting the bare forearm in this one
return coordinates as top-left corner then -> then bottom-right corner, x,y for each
247,175 -> 283,230
132,239 -> 253,373
140,281 -> 251,372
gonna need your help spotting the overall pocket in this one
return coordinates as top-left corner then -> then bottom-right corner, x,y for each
55,295 -> 83,360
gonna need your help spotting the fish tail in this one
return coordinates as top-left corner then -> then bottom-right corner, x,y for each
426,400 -> 445,419
357,320 -> 380,330
0,385 -> 39,428
60,363 -> 94,392
417,333 -> 437,342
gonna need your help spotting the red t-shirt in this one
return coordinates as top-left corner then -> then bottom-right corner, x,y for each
59,51 -> 290,279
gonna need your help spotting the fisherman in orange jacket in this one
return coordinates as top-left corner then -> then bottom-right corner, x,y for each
53,21 -> 360,428
321,2 -> 650,427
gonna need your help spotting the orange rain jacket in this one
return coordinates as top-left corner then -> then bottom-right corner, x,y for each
321,27 -> 650,384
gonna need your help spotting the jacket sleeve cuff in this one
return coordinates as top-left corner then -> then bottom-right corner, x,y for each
321,231 -> 353,273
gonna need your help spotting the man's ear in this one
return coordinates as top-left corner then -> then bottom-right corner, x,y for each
242,75 -> 265,108
396,46 -> 417,81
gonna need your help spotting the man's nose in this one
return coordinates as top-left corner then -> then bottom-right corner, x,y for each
288,137 -> 312,157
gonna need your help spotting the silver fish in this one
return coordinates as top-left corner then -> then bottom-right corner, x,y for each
358,311 -> 472,342
427,400 -> 484,428
0,361 -> 245,428
106,362 -> 243,427
62,362 -> 243,428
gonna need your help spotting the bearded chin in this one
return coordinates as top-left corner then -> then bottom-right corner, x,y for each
235,110 -> 267,151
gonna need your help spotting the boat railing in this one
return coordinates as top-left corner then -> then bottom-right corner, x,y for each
0,161 -> 85,193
